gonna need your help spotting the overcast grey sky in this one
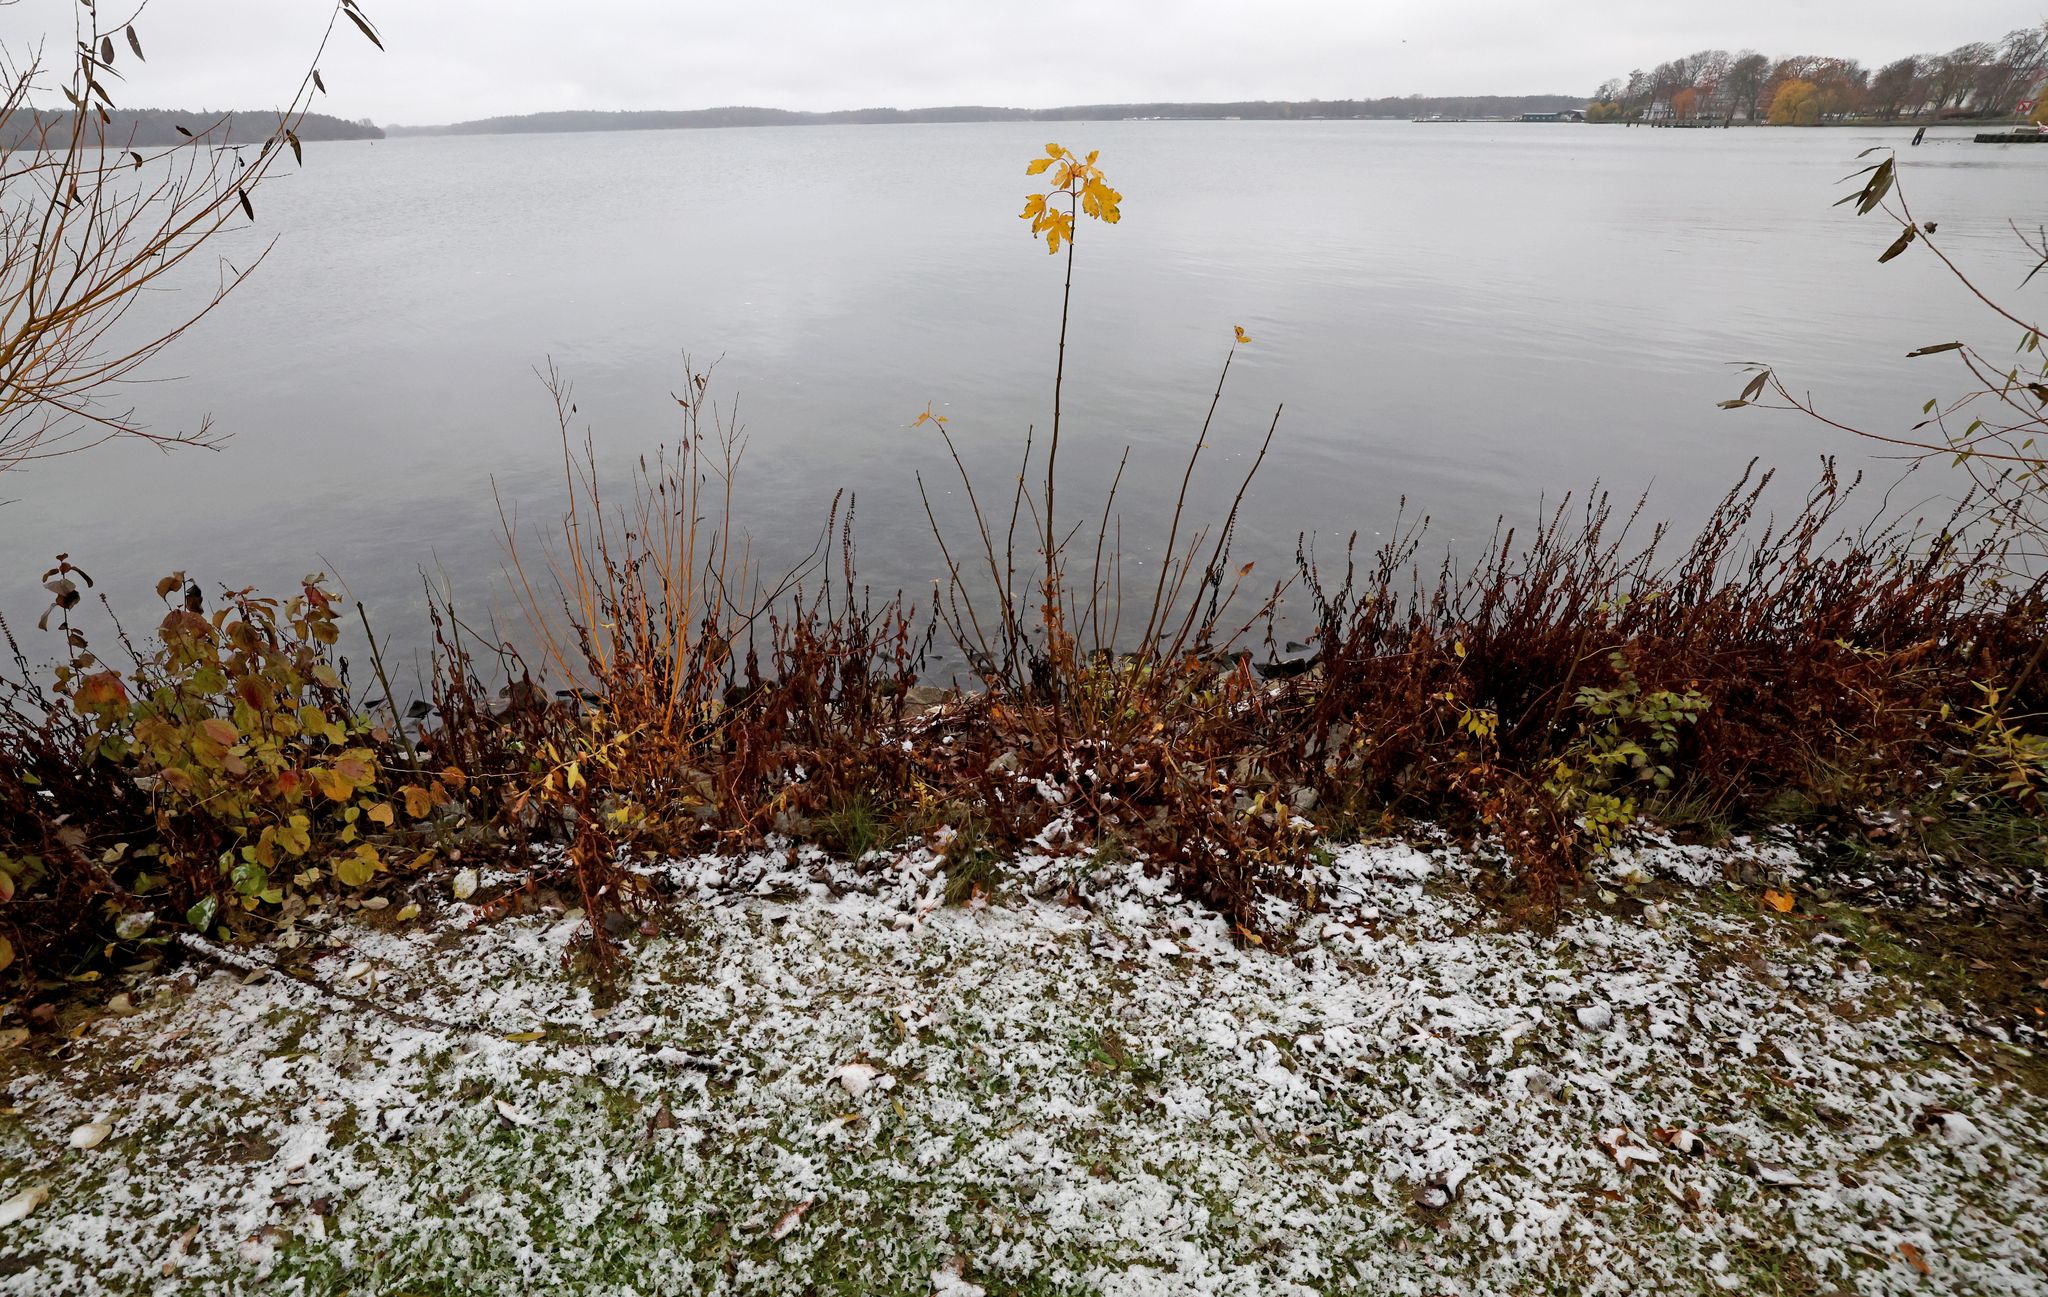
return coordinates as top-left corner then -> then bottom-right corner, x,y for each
7,0 -> 2043,124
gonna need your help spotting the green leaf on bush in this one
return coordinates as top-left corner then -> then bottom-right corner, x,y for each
186,897 -> 218,931
334,848 -> 378,888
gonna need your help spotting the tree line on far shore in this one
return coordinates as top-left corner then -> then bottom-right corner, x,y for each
385,95 -> 1584,137
1589,22 -> 2048,124
0,109 -> 383,149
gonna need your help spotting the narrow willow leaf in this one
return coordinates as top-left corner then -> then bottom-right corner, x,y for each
342,8 -> 384,50
126,25 -> 144,61
1855,159 -> 1895,215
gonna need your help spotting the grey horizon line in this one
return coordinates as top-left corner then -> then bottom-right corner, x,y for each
374,91 -> 1591,132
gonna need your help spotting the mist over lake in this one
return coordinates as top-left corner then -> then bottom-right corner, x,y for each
1,120 -> 2033,675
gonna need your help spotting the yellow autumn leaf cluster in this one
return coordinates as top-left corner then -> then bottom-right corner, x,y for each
1021,144 -> 1120,255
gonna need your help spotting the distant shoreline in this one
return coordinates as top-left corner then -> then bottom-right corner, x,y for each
381,97 -> 1585,138
381,103 -> 2028,140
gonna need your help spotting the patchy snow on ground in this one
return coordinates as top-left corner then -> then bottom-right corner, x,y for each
1,837 -> 2044,1296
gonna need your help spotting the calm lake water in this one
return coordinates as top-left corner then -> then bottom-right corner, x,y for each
1,121 -> 2038,680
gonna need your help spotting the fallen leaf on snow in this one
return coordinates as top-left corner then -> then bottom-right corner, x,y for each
1913,1106 -> 1982,1145
1409,1180 -> 1458,1212
491,1099 -> 535,1127
502,1030 -> 547,1043
1664,1179 -> 1706,1211
452,868 -> 479,901
828,1061 -> 893,1099
68,1120 -> 112,1150
0,1185 -> 47,1226
1761,888 -> 1796,913
1652,1126 -> 1707,1155
1898,1241 -> 1932,1276
770,1199 -> 813,1240
1575,1004 -> 1614,1031
1596,1127 -> 1663,1170
1748,1158 -> 1808,1187
931,1255 -> 986,1296
160,1222 -> 200,1276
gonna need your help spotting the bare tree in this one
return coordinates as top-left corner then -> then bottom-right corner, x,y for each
1972,23 -> 2048,118
1925,43 -> 1994,114
0,0 -> 383,477
1724,52 -> 1771,123
1868,57 -> 1924,120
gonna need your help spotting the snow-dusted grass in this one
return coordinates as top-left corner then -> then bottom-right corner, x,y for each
2,839 -> 2044,1296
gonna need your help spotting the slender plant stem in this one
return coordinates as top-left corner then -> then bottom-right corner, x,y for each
358,600 -> 422,777
1046,193 -> 1078,578
1040,193 -> 1080,744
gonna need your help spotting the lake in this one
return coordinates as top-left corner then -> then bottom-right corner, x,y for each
1,121 -> 2037,682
